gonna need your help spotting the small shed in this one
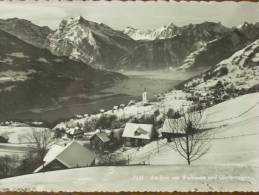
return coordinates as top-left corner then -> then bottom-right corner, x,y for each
90,132 -> 111,151
34,141 -> 95,173
122,123 -> 154,147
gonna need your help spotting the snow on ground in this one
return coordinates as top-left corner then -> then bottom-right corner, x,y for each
126,93 -> 259,166
0,93 -> 258,192
54,90 -> 192,133
0,125 -> 46,144
184,39 -> 259,93
0,124 -> 48,157
0,165 -> 257,192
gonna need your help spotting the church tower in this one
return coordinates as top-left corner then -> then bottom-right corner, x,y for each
142,88 -> 148,105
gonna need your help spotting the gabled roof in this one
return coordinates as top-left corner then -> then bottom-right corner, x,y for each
122,123 -> 153,140
34,141 -> 95,173
160,118 -> 186,134
90,132 -> 110,143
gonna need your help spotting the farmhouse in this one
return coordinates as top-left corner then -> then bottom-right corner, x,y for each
122,123 -> 154,147
34,141 -> 95,173
90,132 -> 111,152
160,118 -> 186,141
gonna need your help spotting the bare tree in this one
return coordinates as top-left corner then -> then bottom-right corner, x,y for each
25,128 -> 54,162
167,106 -> 210,165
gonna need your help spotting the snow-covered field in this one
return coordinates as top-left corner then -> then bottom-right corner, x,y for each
0,92 -> 258,192
0,123 -> 48,157
127,93 -> 259,166
0,165 -> 257,192
0,124 -> 46,144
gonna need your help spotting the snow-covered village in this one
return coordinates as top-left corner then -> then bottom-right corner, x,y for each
0,1 -> 259,192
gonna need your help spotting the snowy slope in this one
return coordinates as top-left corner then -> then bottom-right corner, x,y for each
0,94 -> 258,192
0,164 -> 258,192
184,39 -> 259,94
128,93 -> 259,166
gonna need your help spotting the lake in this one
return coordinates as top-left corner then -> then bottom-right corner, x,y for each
4,70 -> 202,123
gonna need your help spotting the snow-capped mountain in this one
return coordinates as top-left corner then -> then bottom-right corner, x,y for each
1,17 -> 259,71
123,22 -> 229,41
118,22 -> 233,69
47,16 -> 136,69
0,18 -> 52,48
0,29 -> 124,115
177,22 -> 259,70
184,38 -> 259,94
123,27 -> 154,40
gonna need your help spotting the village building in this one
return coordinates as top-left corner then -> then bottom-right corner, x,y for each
34,141 -> 95,173
122,123 -> 154,147
160,118 -> 186,141
90,132 -> 111,152
66,127 -> 83,139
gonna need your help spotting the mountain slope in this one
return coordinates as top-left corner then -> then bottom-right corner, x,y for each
178,22 -> 259,70
0,18 -> 52,48
47,16 -> 136,69
120,22 -> 259,70
118,22 -> 232,69
3,17 -> 258,71
1,93 -> 258,192
183,38 -> 259,97
0,29 -> 124,116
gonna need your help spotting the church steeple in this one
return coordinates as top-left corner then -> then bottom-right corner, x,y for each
142,88 -> 148,105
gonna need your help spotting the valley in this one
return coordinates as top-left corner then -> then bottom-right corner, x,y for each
1,70 -> 203,123
0,8 -> 258,192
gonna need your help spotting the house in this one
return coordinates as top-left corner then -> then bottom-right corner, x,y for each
122,123 -> 154,147
66,127 -> 83,139
34,141 -> 95,173
160,118 -> 187,141
90,132 -> 111,152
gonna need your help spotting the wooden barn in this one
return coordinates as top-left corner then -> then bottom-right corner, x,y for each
90,132 -> 111,152
122,123 -> 154,147
160,118 -> 186,142
34,141 -> 95,173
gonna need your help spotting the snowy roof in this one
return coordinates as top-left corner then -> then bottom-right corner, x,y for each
122,123 -> 153,140
91,132 -> 110,143
43,145 -> 65,163
160,118 -> 186,134
34,141 -> 95,173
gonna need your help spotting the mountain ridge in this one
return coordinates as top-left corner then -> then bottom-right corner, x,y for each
0,28 -> 125,116
1,17 -> 259,71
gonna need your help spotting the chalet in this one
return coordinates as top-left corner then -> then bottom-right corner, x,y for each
122,123 -> 154,147
34,141 -> 95,173
160,118 -> 186,142
90,132 -> 111,152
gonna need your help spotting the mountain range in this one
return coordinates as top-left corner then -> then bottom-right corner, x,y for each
0,16 -> 259,117
1,17 -> 259,71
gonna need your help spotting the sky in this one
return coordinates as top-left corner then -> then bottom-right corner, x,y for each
0,1 -> 259,30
